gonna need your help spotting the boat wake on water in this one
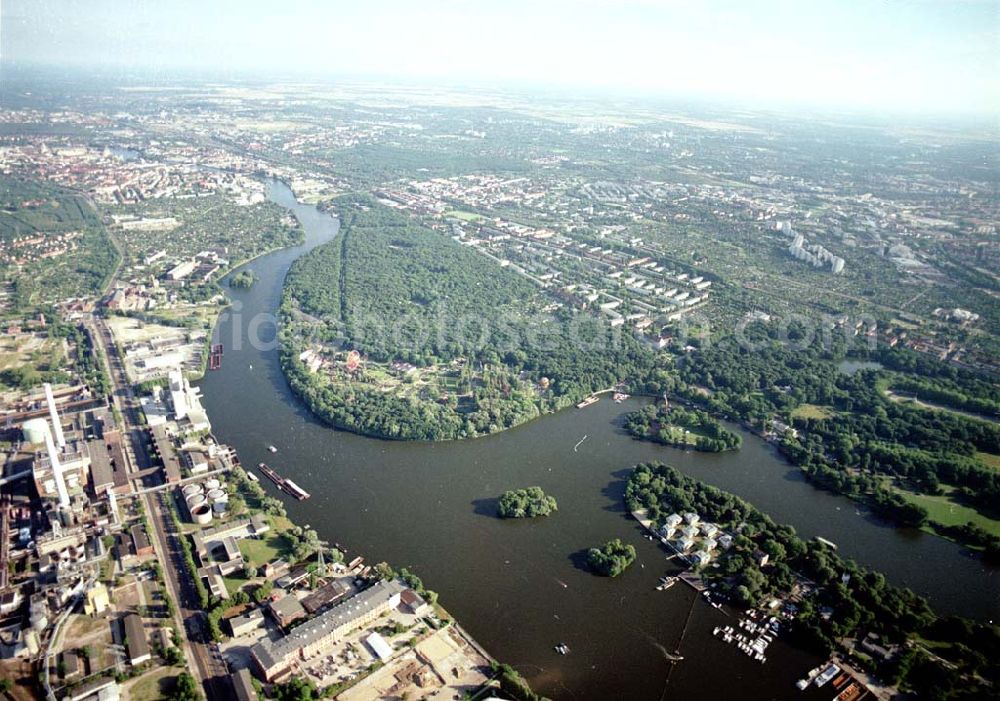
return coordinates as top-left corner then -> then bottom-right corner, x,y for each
573,435 -> 588,452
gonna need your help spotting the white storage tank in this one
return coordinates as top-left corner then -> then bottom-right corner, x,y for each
21,418 -> 51,445
206,489 -> 226,502
182,483 -> 203,498
205,479 -> 221,491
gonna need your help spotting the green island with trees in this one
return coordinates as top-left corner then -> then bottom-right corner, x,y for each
625,461 -> 999,699
280,193 -> 660,440
624,402 -> 742,452
586,538 -> 636,577
497,487 -> 558,519
228,269 -> 257,289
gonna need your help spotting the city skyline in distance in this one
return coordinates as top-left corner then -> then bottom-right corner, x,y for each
1,0 -> 997,117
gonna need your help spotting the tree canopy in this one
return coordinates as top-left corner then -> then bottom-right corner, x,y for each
497,487 -> 558,519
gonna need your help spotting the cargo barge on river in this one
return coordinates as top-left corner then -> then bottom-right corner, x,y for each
257,462 -> 311,500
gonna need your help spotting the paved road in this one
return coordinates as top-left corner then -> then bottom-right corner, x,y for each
86,315 -> 232,698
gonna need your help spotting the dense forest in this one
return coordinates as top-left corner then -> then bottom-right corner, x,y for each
280,195 -> 665,440
625,462 -> 1000,699
624,402 -> 741,452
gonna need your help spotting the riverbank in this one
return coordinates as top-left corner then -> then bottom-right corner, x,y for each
199,178 -> 999,701
176,400 -> 516,699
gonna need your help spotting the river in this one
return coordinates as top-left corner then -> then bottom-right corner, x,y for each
198,180 -> 998,700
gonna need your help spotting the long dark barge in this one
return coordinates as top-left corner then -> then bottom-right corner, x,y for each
257,462 -> 311,500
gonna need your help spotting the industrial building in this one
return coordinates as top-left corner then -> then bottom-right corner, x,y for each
122,612 -> 150,665
251,579 -> 406,681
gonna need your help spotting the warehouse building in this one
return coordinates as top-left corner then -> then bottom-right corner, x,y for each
250,579 -> 406,681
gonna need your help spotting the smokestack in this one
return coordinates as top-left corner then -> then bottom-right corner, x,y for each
43,425 -> 71,508
43,383 -> 66,448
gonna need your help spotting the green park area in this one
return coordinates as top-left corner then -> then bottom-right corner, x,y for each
790,403 -> 834,420
896,485 -> 1000,539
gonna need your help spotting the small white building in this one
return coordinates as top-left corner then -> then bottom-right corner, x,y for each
365,632 -> 394,662
683,512 -> 700,526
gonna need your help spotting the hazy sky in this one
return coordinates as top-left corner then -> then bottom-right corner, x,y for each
2,0 -> 997,114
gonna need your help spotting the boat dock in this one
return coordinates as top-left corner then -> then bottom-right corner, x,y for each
257,462 -> 311,500
712,610 -> 780,664
656,575 -> 678,591
679,571 -> 706,592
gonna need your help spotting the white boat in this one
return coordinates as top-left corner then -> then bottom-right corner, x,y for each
268,445 -> 278,453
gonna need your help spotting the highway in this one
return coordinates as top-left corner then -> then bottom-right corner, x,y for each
85,315 -> 233,698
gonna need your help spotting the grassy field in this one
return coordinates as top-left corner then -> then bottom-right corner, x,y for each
975,451 -> 1000,472
125,666 -> 178,701
790,403 -> 834,420
896,485 -> 1000,538
224,574 -> 250,598
237,514 -> 296,566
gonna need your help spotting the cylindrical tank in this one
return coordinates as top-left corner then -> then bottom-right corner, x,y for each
182,484 -> 203,498
212,501 -> 228,516
186,494 -> 207,511
21,418 -> 51,444
191,503 -> 213,525
206,489 -> 226,502
205,479 -> 221,491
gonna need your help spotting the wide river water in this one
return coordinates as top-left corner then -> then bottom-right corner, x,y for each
199,180 -> 998,700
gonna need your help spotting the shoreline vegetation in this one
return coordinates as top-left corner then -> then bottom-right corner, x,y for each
624,403 -> 741,452
625,462 -> 1000,699
497,487 -> 558,519
228,268 -> 257,289
672,333 -> 1000,558
279,193 -> 661,441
